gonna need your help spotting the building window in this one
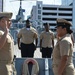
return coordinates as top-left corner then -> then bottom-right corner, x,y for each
43,7 -> 57,10
38,10 -> 41,14
42,13 -> 57,15
38,4 -> 41,9
38,15 -> 41,19
38,22 -> 41,25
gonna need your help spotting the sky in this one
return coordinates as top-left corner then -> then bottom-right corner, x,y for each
4,0 -> 61,19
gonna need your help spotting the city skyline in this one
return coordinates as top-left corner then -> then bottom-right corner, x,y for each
4,0 -> 61,19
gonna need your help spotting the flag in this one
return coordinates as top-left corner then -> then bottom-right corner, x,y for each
22,9 -> 25,12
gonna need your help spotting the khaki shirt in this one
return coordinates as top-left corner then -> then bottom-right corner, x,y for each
52,34 -> 73,65
18,27 -> 38,44
40,30 -> 54,48
0,29 -> 14,63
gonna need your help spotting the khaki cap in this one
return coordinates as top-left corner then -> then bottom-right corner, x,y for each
56,18 -> 72,27
56,18 -> 73,34
0,12 -> 13,18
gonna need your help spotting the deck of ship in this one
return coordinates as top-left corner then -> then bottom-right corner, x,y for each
14,39 -> 75,75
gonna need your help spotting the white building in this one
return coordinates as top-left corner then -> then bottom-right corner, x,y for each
0,0 -> 3,12
31,1 -> 75,32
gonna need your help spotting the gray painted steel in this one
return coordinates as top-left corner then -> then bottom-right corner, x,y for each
15,58 -> 75,75
15,58 -> 54,75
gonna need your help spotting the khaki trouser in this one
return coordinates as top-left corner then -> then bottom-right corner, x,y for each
12,62 -> 17,75
52,64 -> 58,75
52,64 -> 75,75
0,60 -> 17,75
0,62 -> 13,75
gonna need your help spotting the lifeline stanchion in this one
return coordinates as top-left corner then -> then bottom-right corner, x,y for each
45,58 -> 49,75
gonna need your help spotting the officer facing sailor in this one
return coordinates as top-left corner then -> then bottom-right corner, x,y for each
52,18 -> 75,75
0,12 -> 16,75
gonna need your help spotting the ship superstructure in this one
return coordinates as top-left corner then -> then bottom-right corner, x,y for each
10,0 -> 25,44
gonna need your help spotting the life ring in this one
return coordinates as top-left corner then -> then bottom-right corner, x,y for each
22,58 -> 39,75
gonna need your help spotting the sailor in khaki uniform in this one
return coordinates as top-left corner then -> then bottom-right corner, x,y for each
52,18 -> 75,75
40,23 -> 54,58
0,12 -> 16,75
17,19 -> 38,57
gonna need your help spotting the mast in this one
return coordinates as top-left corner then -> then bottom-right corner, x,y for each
20,0 -> 22,8
16,0 -> 25,22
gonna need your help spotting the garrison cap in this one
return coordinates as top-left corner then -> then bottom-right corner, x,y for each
0,12 -> 13,19
56,18 -> 72,27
